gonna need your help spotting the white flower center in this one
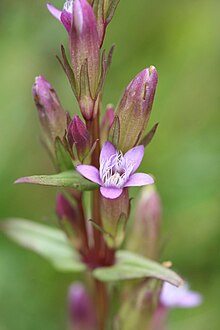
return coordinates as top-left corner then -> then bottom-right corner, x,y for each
100,151 -> 134,188
63,0 -> 74,13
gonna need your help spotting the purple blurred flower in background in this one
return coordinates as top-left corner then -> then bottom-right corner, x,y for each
68,283 -> 97,330
160,282 -> 202,308
150,282 -> 202,330
76,141 -> 154,199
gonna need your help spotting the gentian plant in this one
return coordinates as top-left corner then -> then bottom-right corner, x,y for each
1,1 -> 202,329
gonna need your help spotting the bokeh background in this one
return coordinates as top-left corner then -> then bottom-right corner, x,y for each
0,0 -> 219,329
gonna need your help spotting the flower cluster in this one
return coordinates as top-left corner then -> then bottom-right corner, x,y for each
3,1 -> 202,329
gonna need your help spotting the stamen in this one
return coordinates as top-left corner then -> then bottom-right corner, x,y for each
63,0 -> 74,13
100,150 -> 136,188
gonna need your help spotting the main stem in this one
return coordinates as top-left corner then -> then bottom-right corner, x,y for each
95,280 -> 109,330
91,108 -> 102,251
91,106 -> 109,330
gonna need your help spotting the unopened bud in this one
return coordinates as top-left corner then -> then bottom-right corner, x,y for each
70,0 -> 100,119
68,283 -> 97,330
33,76 -> 67,153
101,188 -> 130,248
68,115 -> 91,162
116,66 -> 158,152
129,186 -> 161,259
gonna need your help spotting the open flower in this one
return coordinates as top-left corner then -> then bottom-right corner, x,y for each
76,141 -> 154,199
47,0 -> 73,33
160,282 -> 202,308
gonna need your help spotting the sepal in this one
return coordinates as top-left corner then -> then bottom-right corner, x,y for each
108,115 -> 120,148
140,122 -> 159,148
57,45 -> 78,98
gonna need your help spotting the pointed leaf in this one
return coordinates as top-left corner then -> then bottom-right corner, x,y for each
57,45 -> 78,97
140,123 -> 159,147
109,115 -> 120,148
1,219 -> 86,272
93,250 -> 183,287
105,0 -> 120,23
106,44 -> 115,72
15,170 -> 99,191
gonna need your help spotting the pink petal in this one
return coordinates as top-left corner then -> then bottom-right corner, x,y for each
61,11 -> 72,33
124,173 -> 154,187
100,142 -> 116,164
100,187 -> 123,199
124,145 -> 144,173
160,283 -> 202,309
76,165 -> 101,185
177,292 -> 203,308
47,3 -> 62,21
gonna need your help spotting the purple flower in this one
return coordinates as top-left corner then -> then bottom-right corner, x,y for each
68,283 -> 97,330
47,1 -> 73,33
76,141 -> 154,199
160,282 -> 203,309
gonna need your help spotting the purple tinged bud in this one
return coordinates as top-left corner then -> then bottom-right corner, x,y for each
68,283 -> 97,330
32,76 -> 67,153
129,186 -> 161,259
70,0 -> 100,102
68,115 -> 91,162
56,193 -> 78,225
101,188 -> 130,248
116,66 -> 158,152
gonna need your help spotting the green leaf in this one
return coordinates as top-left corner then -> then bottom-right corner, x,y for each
93,250 -> 183,287
1,219 -> 86,272
109,115 -> 120,148
140,123 -> 159,148
105,0 -> 120,23
15,170 -> 98,191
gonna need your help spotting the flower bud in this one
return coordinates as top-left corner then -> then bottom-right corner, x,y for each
101,188 -> 130,248
33,76 -> 67,154
68,283 -> 97,330
128,186 -> 161,259
116,66 -> 158,152
70,0 -> 100,119
68,115 -> 91,162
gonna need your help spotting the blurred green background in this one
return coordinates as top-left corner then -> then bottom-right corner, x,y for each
0,0 -> 219,329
